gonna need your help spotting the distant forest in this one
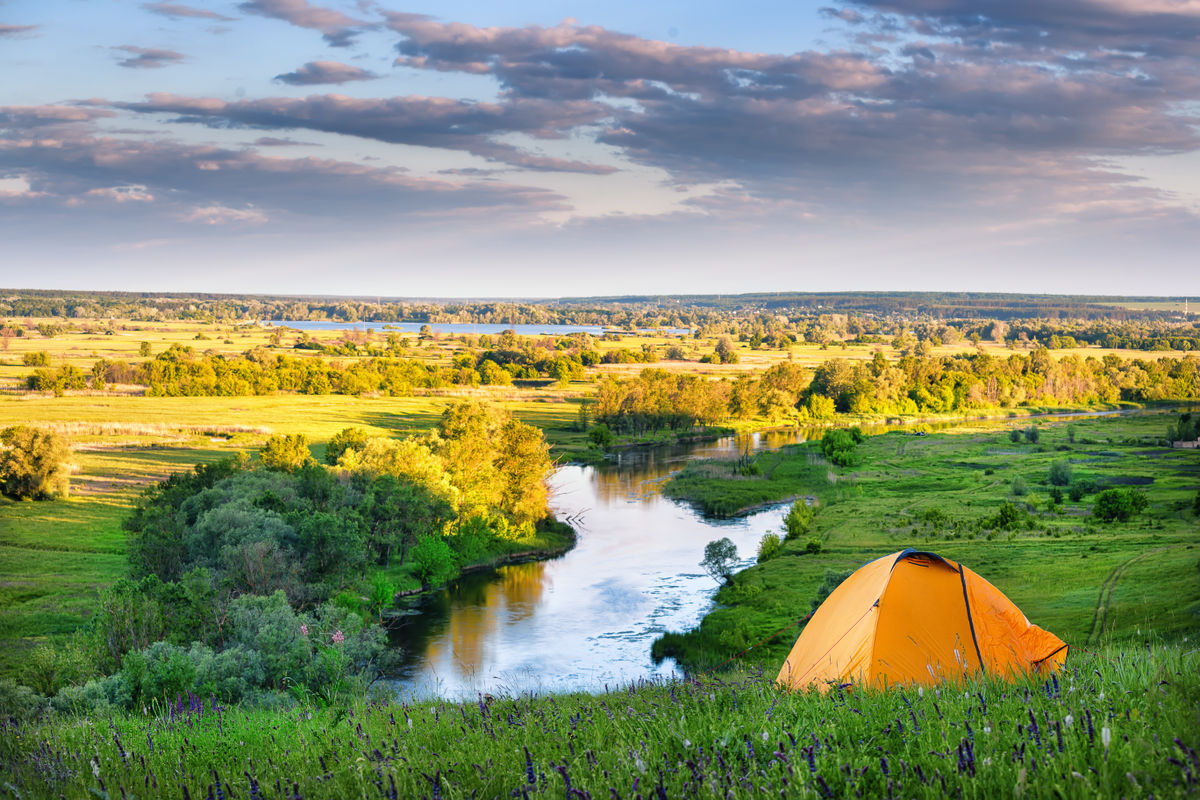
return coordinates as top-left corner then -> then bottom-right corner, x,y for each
1,288 -> 1196,326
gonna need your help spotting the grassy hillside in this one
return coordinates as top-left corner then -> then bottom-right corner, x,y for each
656,413 -> 1200,673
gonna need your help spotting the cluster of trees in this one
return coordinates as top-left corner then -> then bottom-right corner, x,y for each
129,402 -> 553,596
591,352 -> 1200,434
1168,412 -> 1199,444
0,426 -> 70,500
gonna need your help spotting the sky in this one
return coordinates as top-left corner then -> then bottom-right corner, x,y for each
1,0 -> 1199,298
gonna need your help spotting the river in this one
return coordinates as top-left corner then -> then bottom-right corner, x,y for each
386,430 -> 814,699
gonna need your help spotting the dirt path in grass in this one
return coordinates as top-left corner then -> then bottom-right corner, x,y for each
1085,545 -> 1177,646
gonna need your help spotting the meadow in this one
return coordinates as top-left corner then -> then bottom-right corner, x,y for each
1,645 -> 1196,799
655,412 -> 1200,673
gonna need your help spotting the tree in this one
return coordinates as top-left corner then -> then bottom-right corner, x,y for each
757,533 -> 782,563
700,537 -> 739,584
259,434 -> 314,472
820,427 -> 863,467
1093,488 -> 1148,523
410,535 -> 457,586
714,336 -> 738,364
1048,460 -> 1073,486
0,425 -> 71,499
139,341 -> 152,357
783,500 -> 814,539
325,426 -> 369,465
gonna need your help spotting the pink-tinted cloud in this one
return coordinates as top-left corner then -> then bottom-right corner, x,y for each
274,60 -> 379,85
113,45 -> 186,69
238,0 -> 371,47
0,23 -> 38,37
142,2 -> 236,22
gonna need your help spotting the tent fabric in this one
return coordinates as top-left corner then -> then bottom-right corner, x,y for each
776,549 -> 1067,691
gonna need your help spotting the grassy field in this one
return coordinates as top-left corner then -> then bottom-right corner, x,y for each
1,644 -> 1196,799
656,413 -> 1200,673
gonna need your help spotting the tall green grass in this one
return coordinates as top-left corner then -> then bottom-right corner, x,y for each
1,645 -> 1196,799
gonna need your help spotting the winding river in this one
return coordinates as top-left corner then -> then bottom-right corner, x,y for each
387,430 -> 812,699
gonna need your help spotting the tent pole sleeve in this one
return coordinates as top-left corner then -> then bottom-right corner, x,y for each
959,566 -> 986,674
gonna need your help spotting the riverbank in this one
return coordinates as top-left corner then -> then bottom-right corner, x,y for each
2,644 -> 1195,800
653,412 -> 1200,675
384,517 -> 576,602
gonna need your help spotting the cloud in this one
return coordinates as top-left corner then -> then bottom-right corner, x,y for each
274,60 -> 379,85
113,46 -> 186,69
376,11 -> 1200,225
0,24 -> 38,38
180,205 -> 268,225
238,0 -> 372,47
142,2 -> 236,22
115,93 -> 619,173
0,105 -> 569,226
843,0 -> 1200,57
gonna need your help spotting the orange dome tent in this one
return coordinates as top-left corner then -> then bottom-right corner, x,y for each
777,549 -> 1067,691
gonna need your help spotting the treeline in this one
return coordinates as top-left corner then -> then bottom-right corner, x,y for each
28,342 -> 596,396
4,289 -> 1194,328
594,352 -> 1200,432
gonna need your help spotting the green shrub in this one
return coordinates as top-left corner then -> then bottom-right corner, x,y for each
804,538 -> 822,555
325,426 -> 369,465
756,533 -> 782,563
0,425 -> 71,499
410,535 -> 457,587
260,433 -> 315,472
782,500 -> 814,539
226,592 -> 310,688
1093,488 -> 1149,522
811,569 -> 852,612
1048,460 -> 1073,486
50,679 -> 112,716
701,537 -> 739,584
0,678 -> 43,724
1011,475 -> 1029,496
820,428 -> 863,468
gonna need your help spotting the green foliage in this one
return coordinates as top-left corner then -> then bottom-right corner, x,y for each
986,501 -> 1025,530
804,537 -> 822,555
1093,488 -> 1149,522
1047,459 -> 1072,486
1009,429 -> 1022,443
820,427 -> 864,467
259,433 -> 314,472
0,425 -> 71,500
1194,490 -> 1200,516
756,533 -> 782,563
1025,425 -> 1040,443
701,537 -> 739,584
782,499 -> 814,539
325,426 -> 369,465
410,535 -> 457,587
588,423 -> 614,448
1049,486 -> 1064,505
1010,475 -> 1029,496
1066,423 -> 1078,443
22,351 -> 49,367
0,677 -> 42,724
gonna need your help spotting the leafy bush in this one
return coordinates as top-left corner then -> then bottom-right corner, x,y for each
410,535 -> 457,587
1048,460 -> 1073,486
1093,488 -> 1149,522
820,427 -> 864,468
782,500 -> 814,539
756,533 -> 782,563
0,678 -> 43,724
260,434 -> 315,472
804,538 -> 822,555
325,426 -> 369,465
1010,475 -> 1029,496
0,425 -> 71,499
1008,429 -> 1021,443
986,502 -> 1025,530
